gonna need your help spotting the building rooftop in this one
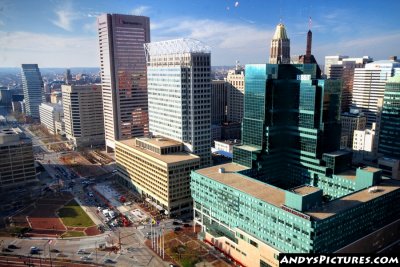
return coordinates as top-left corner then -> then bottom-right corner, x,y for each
272,23 -> 289,40
117,138 -> 199,164
336,169 -> 357,180
137,137 -> 182,149
306,179 -> 400,220
236,144 -> 261,152
196,163 -> 286,207
291,185 -> 321,196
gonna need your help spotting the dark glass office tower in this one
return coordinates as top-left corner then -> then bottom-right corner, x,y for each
21,64 -> 45,118
378,75 -> 400,159
234,64 -> 343,189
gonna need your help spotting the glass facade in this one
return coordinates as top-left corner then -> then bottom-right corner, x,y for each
235,64 -> 342,190
378,76 -> 400,159
191,64 -> 400,261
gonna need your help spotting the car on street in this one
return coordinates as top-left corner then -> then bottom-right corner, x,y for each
77,249 -> 86,254
8,245 -> 19,249
81,256 -> 92,261
174,227 -> 182,232
172,221 -> 180,225
50,248 -> 59,253
104,258 -> 116,264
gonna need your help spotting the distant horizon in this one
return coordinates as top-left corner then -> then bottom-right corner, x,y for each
1,0 -> 399,67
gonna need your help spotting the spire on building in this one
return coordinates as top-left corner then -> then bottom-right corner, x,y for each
269,23 -> 290,64
305,17 -> 312,60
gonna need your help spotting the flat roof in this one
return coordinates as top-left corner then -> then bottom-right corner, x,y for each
117,139 -> 199,164
362,166 -> 381,173
306,179 -> 400,220
292,185 -> 321,195
235,144 -> 261,152
196,163 -> 286,207
336,169 -> 357,181
137,137 -> 182,148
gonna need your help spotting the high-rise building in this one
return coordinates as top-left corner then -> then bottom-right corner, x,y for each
226,63 -> 245,123
39,103 -> 63,135
145,39 -> 212,167
211,80 -> 227,125
353,124 -> 376,153
191,64 -> 400,264
97,14 -> 150,152
115,137 -> 200,216
65,69 -> 73,85
62,84 -> 104,149
50,92 -> 62,104
324,55 -> 348,77
340,109 -> 366,149
269,23 -> 290,64
21,64 -> 45,118
352,59 -> 400,126
0,128 -> 36,191
378,75 -> 400,159
325,56 -> 372,112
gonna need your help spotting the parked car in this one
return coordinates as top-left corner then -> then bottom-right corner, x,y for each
172,221 -> 180,226
8,244 -> 19,249
174,227 -> 182,232
77,249 -> 86,254
104,258 -> 116,264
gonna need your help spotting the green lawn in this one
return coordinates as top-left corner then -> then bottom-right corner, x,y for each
61,231 -> 85,238
58,200 -> 95,227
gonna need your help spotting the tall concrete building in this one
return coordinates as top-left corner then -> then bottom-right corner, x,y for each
325,56 -> 372,112
211,80 -> 227,125
21,64 -> 45,118
191,64 -> 400,265
0,128 -> 36,191
352,59 -> 400,126
145,39 -> 212,167
115,137 -> 200,216
226,63 -> 245,123
97,14 -> 150,152
378,75 -> 400,159
269,23 -> 290,64
39,102 -> 63,135
340,109 -> 366,149
62,84 -> 104,149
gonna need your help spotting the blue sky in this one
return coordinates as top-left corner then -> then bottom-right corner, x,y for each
0,0 -> 399,67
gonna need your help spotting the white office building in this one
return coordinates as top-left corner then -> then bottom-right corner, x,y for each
352,59 -> 400,126
145,39 -> 212,167
226,63 -> 245,123
39,102 -> 63,134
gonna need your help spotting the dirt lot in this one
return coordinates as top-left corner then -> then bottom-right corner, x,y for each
60,152 -> 107,177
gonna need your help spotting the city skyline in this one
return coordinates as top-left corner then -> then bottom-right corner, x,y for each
1,0 -> 399,67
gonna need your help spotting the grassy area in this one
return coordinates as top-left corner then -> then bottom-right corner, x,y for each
61,231 -> 85,238
58,200 -> 95,227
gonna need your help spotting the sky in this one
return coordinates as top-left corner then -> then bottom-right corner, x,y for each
0,0 -> 399,67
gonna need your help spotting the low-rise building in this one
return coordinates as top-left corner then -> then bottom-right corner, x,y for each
116,137 -> 200,216
0,128 -> 36,191
39,102 -> 63,134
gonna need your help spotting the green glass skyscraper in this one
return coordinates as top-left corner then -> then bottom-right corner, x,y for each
378,75 -> 400,159
191,63 -> 400,267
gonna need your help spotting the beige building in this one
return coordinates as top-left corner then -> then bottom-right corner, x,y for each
115,137 -> 200,216
50,92 -> 62,104
0,128 -> 36,191
226,63 -> 245,123
62,84 -> 104,149
341,109 -> 366,149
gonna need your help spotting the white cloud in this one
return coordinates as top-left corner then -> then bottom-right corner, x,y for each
0,31 -> 98,67
51,4 -> 80,31
83,19 -> 97,33
132,6 -> 150,15
152,18 -> 275,65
